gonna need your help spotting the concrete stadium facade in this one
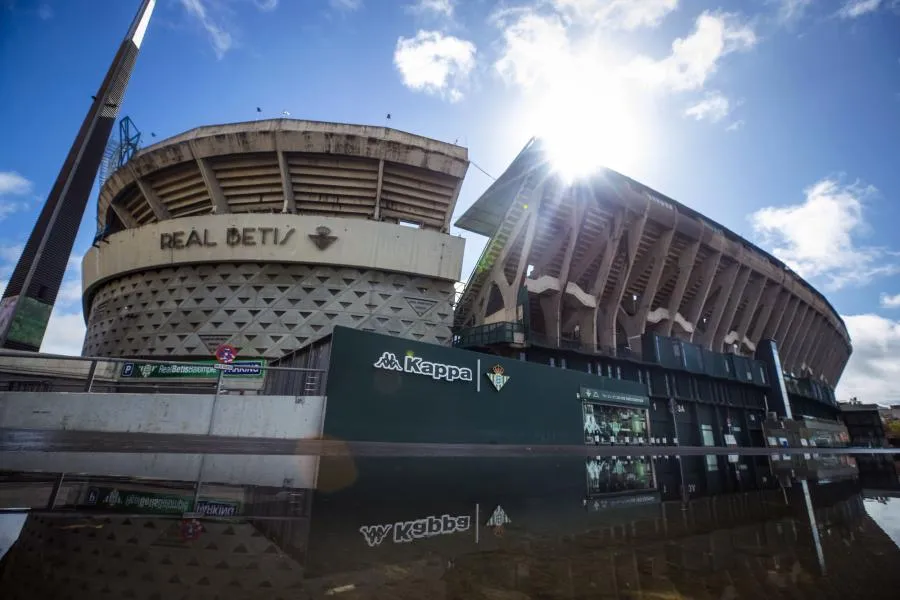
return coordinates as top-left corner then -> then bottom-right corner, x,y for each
454,139 -> 851,386
81,119 -> 468,359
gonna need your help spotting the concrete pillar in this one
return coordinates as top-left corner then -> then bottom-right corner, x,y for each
747,282 -> 778,343
663,240 -> 700,336
798,316 -> 825,373
110,201 -> 139,228
128,165 -> 171,221
598,208 -> 648,348
781,304 -> 812,370
774,296 -> 801,349
195,157 -> 230,214
633,227 -> 676,335
786,307 -> 816,372
761,288 -> 791,340
589,209 -> 627,297
696,259 -> 740,349
277,150 -> 297,214
712,265 -> 751,351
684,250 -> 722,335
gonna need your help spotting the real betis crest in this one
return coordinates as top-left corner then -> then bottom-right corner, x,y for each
486,364 -> 509,391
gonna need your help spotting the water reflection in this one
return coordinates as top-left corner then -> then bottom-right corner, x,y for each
0,450 -> 898,599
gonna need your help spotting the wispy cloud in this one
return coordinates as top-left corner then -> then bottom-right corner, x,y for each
0,171 -> 32,223
0,171 -> 31,196
684,91 -> 731,123
772,0 -> 813,25
838,0 -> 882,18
552,0 -> 678,30
881,293 -> 900,308
37,3 -> 52,19
751,177 -> 898,290
626,11 -> 757,92
254,0 -> 278,10
408,0 -> 453,18
726,119 -> 745,131
394,30 -> 476,102
179,0 -> 233,58
330,0 -> 362,10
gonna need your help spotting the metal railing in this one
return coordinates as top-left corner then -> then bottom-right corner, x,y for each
0,351 -> 327,396
453,322 -> 644,360
453,321 -> 524,348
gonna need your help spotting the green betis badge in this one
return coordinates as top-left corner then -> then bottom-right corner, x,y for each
486,364 -> 509,391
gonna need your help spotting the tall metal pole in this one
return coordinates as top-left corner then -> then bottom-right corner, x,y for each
0,0 -> 156,351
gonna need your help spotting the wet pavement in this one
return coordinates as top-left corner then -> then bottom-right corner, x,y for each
1,440 -> 900,599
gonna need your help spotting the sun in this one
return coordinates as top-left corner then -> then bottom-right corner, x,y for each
524,62 -> 646,182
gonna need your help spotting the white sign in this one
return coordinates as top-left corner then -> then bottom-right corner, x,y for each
373,351 -> 473,383
359,513 -> 471,547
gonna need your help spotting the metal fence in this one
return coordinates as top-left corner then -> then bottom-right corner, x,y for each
0,351 -> 327,396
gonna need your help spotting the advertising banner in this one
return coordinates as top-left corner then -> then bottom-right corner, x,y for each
120,360 -> 266,379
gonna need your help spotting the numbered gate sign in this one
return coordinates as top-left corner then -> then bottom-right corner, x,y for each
215,343 -> 237,364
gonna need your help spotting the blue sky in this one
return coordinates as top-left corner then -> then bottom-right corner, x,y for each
1,0 -> 899,401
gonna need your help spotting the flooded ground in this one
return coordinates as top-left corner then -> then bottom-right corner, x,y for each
1,445 -> 899,599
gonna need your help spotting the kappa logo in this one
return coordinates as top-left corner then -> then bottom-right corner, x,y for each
359,514 -> 471,547
373,352 -> 403,372
373,351 -> 473,383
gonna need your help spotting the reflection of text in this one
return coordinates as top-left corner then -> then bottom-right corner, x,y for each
359,513 -> 471,547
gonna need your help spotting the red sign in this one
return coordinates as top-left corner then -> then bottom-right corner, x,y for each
215,344 -> 237,364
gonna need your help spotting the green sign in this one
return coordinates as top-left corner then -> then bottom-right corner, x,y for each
81,487 -> 240,517
579,386 -> 649,408
6,296 -> 53,348
120,360 -> 266,379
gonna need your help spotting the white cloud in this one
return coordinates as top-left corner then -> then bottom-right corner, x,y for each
37,4 -> 53,19
330,0 -> 362,10
409,0 -> 453,18
0,171 -> 31,196
881,293 -> 900,308
552,0 -> 678,30
684,91 -> 731,122
838,0 -> 882,18
772,0 -> 812,24
40,309 -> 85,356
254,0 -> 278,10
494,10 -> 571,89
179,0 -> 233,58
626,11 -> 757,92
837,313 -> 900,404
394,30 -> 476,101
726,119 -> 745,131
751,178 -> 898,290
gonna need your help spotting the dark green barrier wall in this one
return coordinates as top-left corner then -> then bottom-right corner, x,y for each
324,326 -> 649,445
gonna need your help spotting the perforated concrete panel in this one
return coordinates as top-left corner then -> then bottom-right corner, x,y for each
82,263 -> 455,358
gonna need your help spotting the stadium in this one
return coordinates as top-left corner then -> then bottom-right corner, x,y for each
81,119 -> 468,358
80,118 -> 850,422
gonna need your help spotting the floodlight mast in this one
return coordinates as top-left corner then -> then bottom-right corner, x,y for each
0,0 -> 156,351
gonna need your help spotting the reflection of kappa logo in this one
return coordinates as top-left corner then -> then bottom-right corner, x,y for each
359,514 -> 471,547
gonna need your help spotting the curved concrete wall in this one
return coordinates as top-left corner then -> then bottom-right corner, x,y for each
83,213 -> 465,294
81,214 -> 464,358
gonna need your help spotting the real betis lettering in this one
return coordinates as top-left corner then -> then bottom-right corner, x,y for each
359,513 -> 471,547
373,351 -> 472,383
160,227 -> 296,250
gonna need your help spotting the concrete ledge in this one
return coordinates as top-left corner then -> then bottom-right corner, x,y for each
83,213 -> 466,299
0,392 -> 325,439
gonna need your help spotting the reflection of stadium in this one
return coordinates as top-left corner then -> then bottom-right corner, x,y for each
81,119 -> 468,359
